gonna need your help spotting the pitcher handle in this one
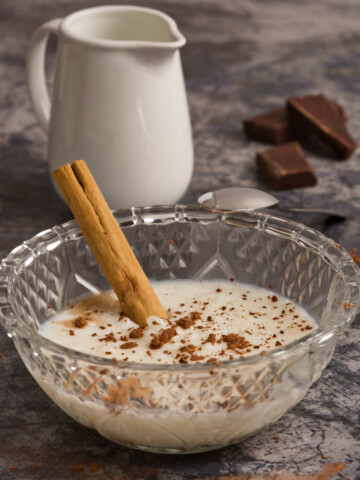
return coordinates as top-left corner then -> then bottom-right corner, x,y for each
26,19 -> 62,134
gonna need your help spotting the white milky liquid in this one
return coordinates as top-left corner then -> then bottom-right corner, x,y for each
35,280 -> 318,451
39,280 -> 316,364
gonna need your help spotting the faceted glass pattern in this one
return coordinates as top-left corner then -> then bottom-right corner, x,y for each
0,206 -> 359,453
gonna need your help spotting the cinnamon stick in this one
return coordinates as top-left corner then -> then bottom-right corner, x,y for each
52,160 -> 168,327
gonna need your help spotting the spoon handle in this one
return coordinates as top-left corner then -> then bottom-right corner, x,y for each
278,205 -> 347,219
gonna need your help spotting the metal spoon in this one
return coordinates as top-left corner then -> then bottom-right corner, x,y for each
198,187 -> 347,219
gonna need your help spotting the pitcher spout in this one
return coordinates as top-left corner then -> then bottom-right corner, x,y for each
162,13 -> 186,49
61,5 -> 186,50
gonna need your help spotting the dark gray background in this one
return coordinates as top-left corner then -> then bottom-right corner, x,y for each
0,0 -> 359,479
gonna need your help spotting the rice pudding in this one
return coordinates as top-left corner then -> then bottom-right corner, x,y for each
36,280 -> 317,451
40,280 -> 316,363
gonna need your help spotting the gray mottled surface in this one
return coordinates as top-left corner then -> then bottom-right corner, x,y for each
0,0 -> 359,479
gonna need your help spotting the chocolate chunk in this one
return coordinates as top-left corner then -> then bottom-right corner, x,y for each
287,94 -> 356,159
244,101 -> 346,146
332,102 -> 347,123
244,108 -> 292,145
256,142 -> 317,190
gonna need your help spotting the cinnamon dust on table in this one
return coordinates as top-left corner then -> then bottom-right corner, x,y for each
73,464 -> 84,475
210,462 -> 345,479
90,463 -> 99,473
348,248 -> 360,264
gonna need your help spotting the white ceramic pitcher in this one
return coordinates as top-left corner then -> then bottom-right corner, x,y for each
27,6 -> 193,209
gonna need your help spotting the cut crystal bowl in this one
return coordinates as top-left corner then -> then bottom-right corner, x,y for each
0,206 -> 359,453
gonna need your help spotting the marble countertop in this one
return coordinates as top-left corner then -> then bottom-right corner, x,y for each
0,0 -> 359,479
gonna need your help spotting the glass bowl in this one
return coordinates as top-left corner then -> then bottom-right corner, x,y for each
0,206 -> 359,454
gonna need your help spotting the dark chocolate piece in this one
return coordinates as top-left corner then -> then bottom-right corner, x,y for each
256,142 -> 317,190
243,108 -> 292,145
287,94 -> 356,159
244,100 -> 347,146
332,102 -> 347,123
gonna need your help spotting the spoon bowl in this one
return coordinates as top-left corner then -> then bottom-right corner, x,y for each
198,187 -> 347,219
198,187 -> 278,213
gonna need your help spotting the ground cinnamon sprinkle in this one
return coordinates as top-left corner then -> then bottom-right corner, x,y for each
99,332 -> 117,343
120,341 -> 138,349
180,344 -> 196,354
73,464 -> 84,475
74,316 -> 88,328
129,327 -> 144,339
190,354 -> 205,361
90,463 -> 99,473
207,357 -> 221,365
222,333 -> 251,350
348,248 -> 360,264
176,316 -> 194,329
203,333 -> 216,344
150,326 -> 177,349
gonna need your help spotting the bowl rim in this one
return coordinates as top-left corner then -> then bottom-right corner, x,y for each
1,204 -> 359,372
